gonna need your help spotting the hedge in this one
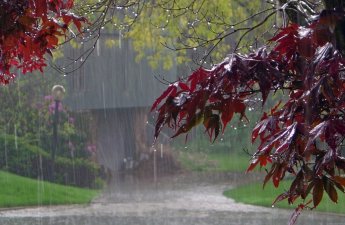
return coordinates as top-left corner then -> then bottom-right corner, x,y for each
0,135 -> 101,188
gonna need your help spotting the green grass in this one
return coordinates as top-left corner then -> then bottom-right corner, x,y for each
178,151 -> 255,172
207,152 -> 253,172
0,170 -> 100,208
178,151 -> 213,171
224,179 -> 345,214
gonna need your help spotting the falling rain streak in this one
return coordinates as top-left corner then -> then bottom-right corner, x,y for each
0,1 -> 344,225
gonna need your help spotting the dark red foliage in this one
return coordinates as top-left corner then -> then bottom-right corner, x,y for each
152,9 -> 345,224
0,0 -> 85,84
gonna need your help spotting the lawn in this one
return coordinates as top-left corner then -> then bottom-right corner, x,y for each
224,179 -> 345,214
0,170 -> 100,207
207,152 -> 254,172
178,150 -> 255,172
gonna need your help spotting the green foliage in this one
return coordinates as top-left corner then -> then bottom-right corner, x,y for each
90,0 -> 269,70
0,134 -> 101,188
0,170 -> 99,207
0,134 -> 46,177
0,72 -> 94,164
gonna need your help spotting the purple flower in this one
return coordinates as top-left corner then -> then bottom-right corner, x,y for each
44,95 -> 53,101
68,117 -> 75,124
48,101 -> 64,114
86,144 -> 97,153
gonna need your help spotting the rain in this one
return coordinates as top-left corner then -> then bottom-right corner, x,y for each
1,1 -> 345,225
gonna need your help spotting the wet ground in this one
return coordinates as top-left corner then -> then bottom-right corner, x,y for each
0,172 -> 344,225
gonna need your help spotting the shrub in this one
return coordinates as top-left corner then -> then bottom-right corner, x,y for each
0,135 -> 102,188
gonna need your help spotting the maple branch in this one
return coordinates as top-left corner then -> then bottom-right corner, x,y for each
52,0 -> 116,75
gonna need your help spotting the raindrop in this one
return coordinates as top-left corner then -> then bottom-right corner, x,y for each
193,47 -> 197,51
14,124 -> 18,150
4,129 -> 8,169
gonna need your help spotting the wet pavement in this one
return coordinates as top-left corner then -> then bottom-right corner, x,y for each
0,172 -> 344,225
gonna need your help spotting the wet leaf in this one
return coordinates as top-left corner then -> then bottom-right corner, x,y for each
151,85 -> 177,111
272,192 -> 289,206
334,175 -> 345,186
203,114 -> 220,142
178,82 -> 190,91
171,112 -> 203,138
246,158 -> 259,173
323,178 -> 338,203
221,107 -> 234,132
332,177 -> 345,193
306,121 -> 329,150
288,201 -> 311,225
187,68 -> 209,91
313,178 -> 324,208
